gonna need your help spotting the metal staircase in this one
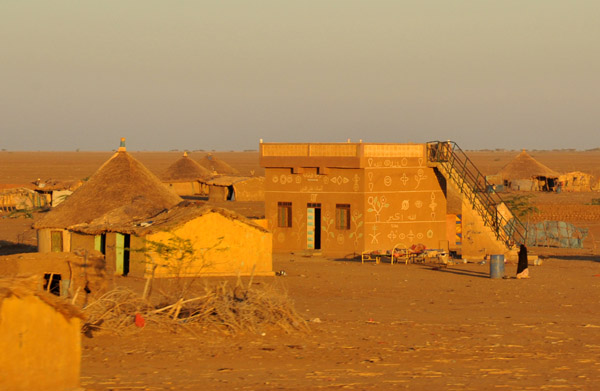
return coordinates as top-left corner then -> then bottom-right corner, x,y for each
426,141 -> 527,249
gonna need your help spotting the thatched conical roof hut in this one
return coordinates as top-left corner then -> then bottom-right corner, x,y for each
497,150 -> 560,180
34,140 -> 182,230
161,152 -> 212,182
198,154 -> 239,176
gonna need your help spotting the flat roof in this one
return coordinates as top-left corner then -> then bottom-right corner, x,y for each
260,142 -> 426,168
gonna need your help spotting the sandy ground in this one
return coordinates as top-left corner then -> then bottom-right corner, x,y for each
1,150 -> 600,390
77,254 -> 600,391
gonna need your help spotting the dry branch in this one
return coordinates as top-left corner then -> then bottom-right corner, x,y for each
82,280 -> 308,336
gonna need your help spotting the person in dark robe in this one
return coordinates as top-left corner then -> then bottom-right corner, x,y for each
516,244 -> 529,279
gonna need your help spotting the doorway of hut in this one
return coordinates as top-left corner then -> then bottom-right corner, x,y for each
307,203 -> 321,250
115,233 -> 131,276
226,185 -> 235,201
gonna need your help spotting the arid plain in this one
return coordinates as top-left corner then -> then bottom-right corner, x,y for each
1,149 -> 600,390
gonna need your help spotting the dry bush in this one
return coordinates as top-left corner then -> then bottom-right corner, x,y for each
82,280 -> 308,336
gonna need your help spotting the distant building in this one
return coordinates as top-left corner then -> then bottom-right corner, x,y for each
497,150 -> 560,191
161,152 -> 212,197
202,175 -> 265,202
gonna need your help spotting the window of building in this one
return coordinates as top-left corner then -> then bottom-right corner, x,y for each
43,273 -> 62,296
278,202 -> 292,227
336,204 -> 351,230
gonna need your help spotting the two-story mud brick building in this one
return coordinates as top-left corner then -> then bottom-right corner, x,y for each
260,142 -> 449,257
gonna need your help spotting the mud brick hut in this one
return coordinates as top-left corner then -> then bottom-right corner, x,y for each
34,139 -> 181,261
260,141 -> 526,260
497,150 -> 560,191
0,251 -> 109,304
202,175 -> 265,202
0,276 -> 83,391
70,202 -> 273,277
34,139 -> 272,278
558,171 -> 594,192
33,179 -> 83,207
198,153 -> 240,176
161,152 -> 212,197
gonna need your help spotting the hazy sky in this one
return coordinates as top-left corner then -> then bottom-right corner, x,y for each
2,1 -> 599,151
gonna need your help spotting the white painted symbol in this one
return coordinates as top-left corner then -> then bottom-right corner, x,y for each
387,230 -> 397,241
415,169 -> 427,189
369,225 -> 380,244
400,173 -> 409,186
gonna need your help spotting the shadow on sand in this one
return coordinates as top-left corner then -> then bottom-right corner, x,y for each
0,240 -> 37,256
421,265 -> 491,279
549,255 -> 600,263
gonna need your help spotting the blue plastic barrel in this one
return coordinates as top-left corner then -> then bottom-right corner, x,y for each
490,254 -> 505,279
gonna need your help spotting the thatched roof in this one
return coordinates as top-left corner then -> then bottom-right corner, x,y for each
161,153 -> 212,182
497,150 -> 560,180
198,154 -> 240,176
34,150 -> 182,230
69,200 -> 269,235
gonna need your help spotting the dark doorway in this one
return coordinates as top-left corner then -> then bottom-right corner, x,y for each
116,233 -> 131,276
43,273 -> 61,296
307,203 -> 322,250
123,234 -> 131,276
314,207 -> 321,250
226,185 -> 235,201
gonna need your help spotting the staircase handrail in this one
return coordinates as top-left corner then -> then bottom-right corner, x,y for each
426,141 -> 527,247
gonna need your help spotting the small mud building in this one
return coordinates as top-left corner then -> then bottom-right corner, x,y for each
497,150 -> 560,191
558,171 -> 594,192
161,152 -> 212,197
33,179 -> 83,207
70,202 -> 273,277
0,277 -> 83,391
203,175 -> 265,202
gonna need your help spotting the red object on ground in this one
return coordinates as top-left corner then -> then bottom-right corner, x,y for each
134,313 -> 146,328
